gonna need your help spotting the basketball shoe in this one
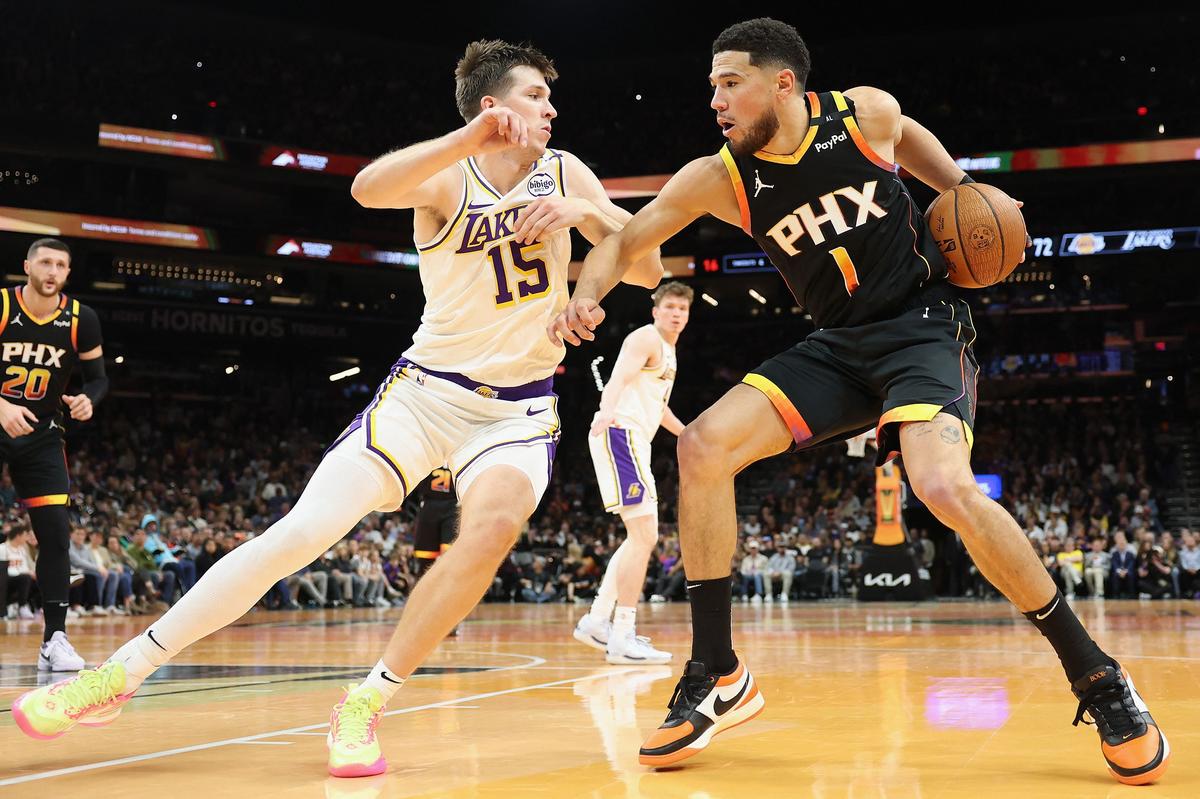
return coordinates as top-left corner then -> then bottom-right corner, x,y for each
606,630 -> 672,665
12,660 -> 133,739
639,656 -> 764,767
573,614 -> 611,652
38,631 -> 86,672
1072,663 -> 1169,785
327,683 -> 387,778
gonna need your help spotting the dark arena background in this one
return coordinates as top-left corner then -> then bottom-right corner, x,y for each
1,3 -> 1197,796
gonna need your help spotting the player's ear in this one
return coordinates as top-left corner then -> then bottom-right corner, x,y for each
776,68 -> 797,97
480,95 -> 497,112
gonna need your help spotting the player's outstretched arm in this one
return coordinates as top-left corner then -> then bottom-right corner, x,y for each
590,327 -> 659,435
351,108 -> 532,210
660,407 -> 685,437
547,155 -> 734,346
844,86 -> 966,193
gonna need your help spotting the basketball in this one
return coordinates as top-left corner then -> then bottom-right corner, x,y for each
925,183 -> 1027,288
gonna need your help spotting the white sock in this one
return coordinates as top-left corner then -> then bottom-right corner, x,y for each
109,628 -> 177,692
590,542 -> 625,621
98,455 -> 386,693
361,659 -> 405,705
612,605 -> 636,640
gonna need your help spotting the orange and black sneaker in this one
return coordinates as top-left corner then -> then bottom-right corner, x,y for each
638,656 -> 764,767
1072,662 -> 1169,785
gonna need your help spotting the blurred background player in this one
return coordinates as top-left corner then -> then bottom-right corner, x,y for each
413,467 -> 458,576
574,281 -> 690,664
412,466 -> 460,635
1,238 -> 107,670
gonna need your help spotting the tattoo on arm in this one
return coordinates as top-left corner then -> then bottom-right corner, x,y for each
939,425 -> 962,445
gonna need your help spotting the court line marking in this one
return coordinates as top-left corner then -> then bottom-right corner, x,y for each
0,671 -> 611,786
497,640 -> 1200,663
231,741 -> 294,746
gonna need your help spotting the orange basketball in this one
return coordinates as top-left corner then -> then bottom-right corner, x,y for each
924,183 -> 1027,289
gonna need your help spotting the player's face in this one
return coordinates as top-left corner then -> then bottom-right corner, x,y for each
23,246 -> 70,297
710,51 -> 779,157
652,296 -> 691,335
496,66 -> 557,155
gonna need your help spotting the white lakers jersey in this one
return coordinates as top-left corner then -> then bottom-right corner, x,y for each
402,150 -> 571,386
612,325 -> 677,440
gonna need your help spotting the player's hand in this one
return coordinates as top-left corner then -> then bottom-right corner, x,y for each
458,108 -> 529,155
62,394 -> 93,421
0,400 -> 37,438
589,412 -> 617,438
546,298 -> 606,346
514,197 -> 592,244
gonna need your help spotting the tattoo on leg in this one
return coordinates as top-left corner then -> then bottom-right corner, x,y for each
939,425 -> 962,445
912,425 -> 935,438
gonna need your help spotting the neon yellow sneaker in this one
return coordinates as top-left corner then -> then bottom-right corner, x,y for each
327,683 -> 387,777
12,660 -> 132,740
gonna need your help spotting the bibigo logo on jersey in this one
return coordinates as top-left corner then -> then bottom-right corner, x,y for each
527,173 -> 556,197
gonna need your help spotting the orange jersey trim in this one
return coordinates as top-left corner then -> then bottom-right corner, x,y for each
742,373 -> 813,443
718,146 -> 752,234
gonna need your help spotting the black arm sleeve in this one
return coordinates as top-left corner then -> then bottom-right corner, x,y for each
80,356 -> 109,406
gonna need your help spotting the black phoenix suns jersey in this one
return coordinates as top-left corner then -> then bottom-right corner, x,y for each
0,287 -> 102,430
418,467 -> 455,506
719,90 -> 950,329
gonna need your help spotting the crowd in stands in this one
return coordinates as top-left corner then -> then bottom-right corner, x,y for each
1,389 -> 1188,622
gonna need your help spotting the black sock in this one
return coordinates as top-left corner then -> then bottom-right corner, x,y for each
1023,591 -> 1111,682
687,575 -> 736,675
43,601 -> 68,642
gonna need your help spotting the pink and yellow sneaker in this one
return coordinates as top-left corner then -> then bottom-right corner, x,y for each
327,683 -> 387,778
12,660 -> 133,740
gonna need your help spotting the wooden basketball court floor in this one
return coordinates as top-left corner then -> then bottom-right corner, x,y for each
1,600 -> 1196,798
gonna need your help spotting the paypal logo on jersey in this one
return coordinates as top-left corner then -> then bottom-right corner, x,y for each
814,131 -> 848,152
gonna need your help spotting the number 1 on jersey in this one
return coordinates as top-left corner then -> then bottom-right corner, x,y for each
829,246 -> 860,296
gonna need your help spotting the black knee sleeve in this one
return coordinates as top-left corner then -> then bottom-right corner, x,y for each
29,506 -> 71,602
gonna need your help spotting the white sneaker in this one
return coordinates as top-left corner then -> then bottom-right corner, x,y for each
606,631 -> 672,665
573,614 -> 611,652
779,594 -> 789,604
91,606 -> 111,616
19,605 -> 35,620
66,608 -> 82,620
649,594 -> 666,603
38,631 -> 86,672
764,594 -> 773,604
750,595 -> 762,605
374,597 -> 391,608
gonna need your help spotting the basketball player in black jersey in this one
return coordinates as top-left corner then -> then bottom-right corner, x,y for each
550,18 -> 1167,786
3,238 -> 107,671
411,466 -> 460,634
412,467 -> 458,575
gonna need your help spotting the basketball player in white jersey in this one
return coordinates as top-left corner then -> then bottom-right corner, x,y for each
574,282 -> 691,664
13,40 -> 662,778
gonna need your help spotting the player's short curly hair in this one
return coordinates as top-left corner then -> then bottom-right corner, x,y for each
652,281 -> 694,306
455,39 -> 558,122
713,18 -> 811,88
